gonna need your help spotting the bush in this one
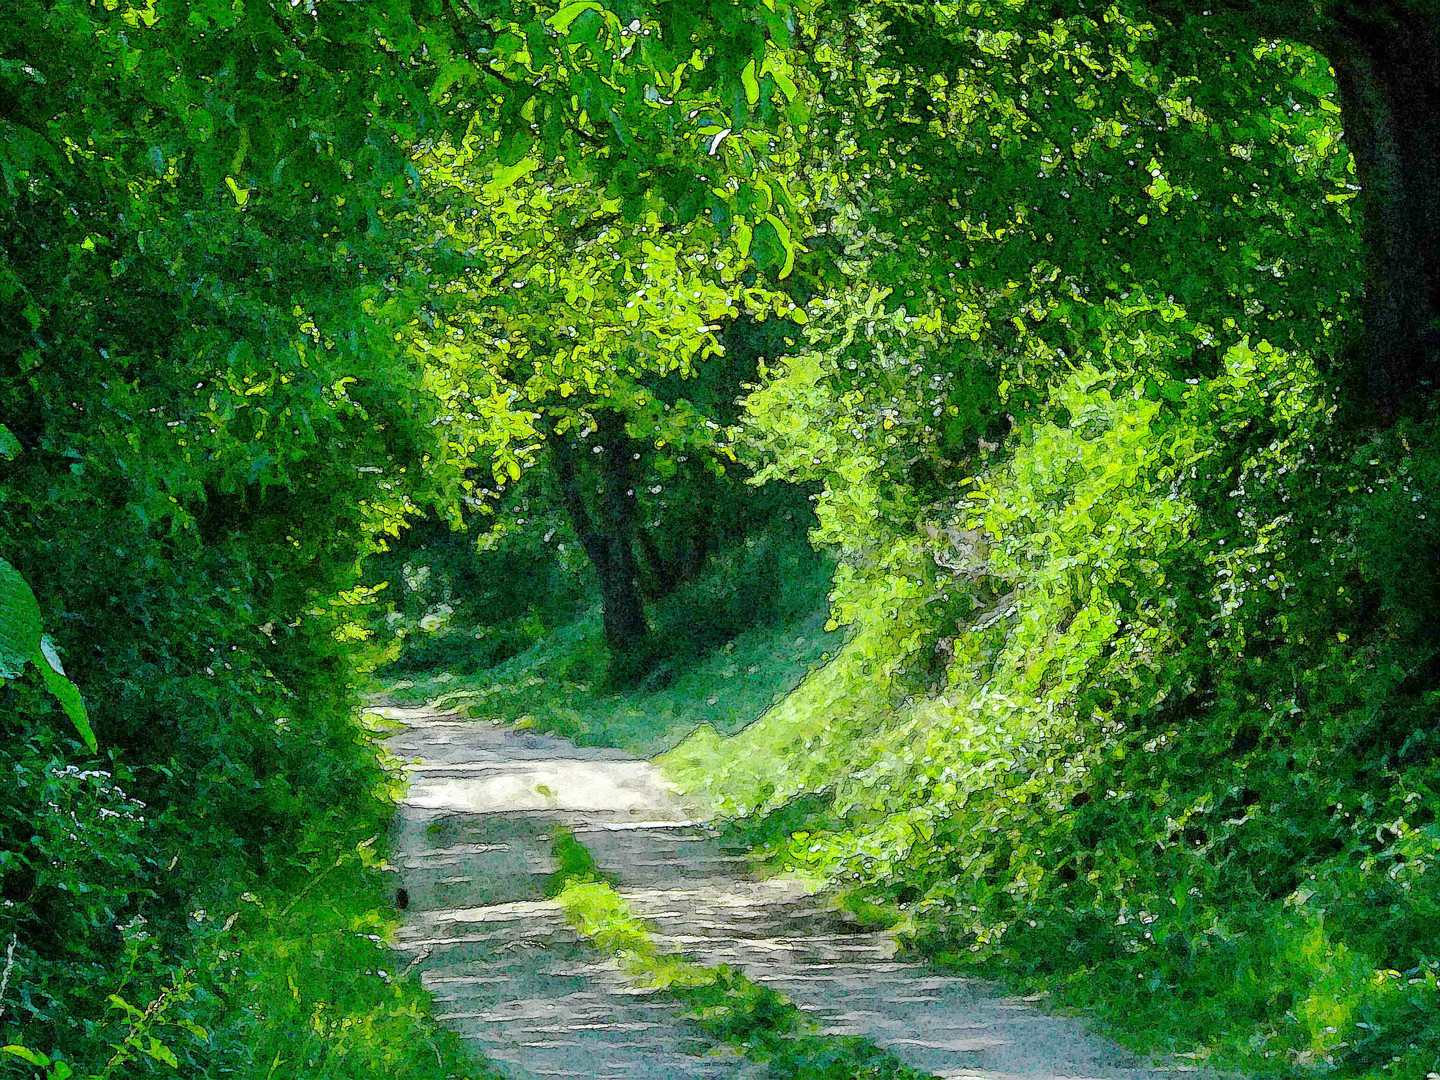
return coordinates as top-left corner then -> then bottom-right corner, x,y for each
667,348 -> 1440,1075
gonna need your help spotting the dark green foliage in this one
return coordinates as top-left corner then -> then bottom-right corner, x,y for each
670,343 -> 1440,1076
657,6 -> 1440,1072
4,0 -> 805,1058
10,0 -> 1440,1074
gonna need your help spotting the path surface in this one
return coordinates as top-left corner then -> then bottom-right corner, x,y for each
380,703 -> 1202,1080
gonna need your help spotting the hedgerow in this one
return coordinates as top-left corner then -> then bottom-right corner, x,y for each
666,342 -> 1440,1074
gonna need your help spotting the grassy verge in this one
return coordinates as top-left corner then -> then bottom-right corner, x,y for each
658,649 -> 1440,1080
208,821 -> 504,1080
382,572 -> 839,757
548,831 -> 934,1080
0,724 -> 501,1080
4,826 -> 503,1080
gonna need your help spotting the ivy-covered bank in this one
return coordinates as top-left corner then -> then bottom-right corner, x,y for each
665,343 -> 1440,1075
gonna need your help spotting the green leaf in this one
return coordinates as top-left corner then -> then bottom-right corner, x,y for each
141,1037 -> 178,1069
741,60 -> 760,105
549,0 -> 602,33
764,213 -> 796,278
568,9 -> 605,45
770,66 -> 798,102
0,556 -> 41,680
0,424 -> 20,459
0,559 -> 96,751
485,157 -> 539,196
735,220 -> 753,260
39,663 -> 96,753
2,1047 -> 49,1069
224,175 -> 250,207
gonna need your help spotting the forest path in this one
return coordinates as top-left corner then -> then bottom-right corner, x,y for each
378,703 -> 1200,1080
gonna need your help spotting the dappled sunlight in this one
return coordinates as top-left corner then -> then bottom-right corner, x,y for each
384,702 -> 1191,1080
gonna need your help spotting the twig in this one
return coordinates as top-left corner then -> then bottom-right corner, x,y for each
401,947 -> 433,978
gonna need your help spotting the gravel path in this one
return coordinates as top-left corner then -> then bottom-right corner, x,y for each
380,703 -> 1204,1080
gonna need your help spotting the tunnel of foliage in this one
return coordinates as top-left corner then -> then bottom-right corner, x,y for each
5,0 -> 1440,1078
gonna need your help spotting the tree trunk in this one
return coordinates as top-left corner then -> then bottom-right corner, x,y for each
636,527 -> 682,596
546,418 -> 649,658
1152,0 -> 1440,418
595,410 -> 649,655
1324,3 -> 1440,417
685,505 -> 711,582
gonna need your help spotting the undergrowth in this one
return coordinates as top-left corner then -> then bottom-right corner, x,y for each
212,817 -> 500,1080
0,715 -> 499,1080
383,533 -> 839,755
661,356 -> 1440,1079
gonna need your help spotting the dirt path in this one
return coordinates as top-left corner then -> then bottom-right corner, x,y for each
380,703 -> 1203,1080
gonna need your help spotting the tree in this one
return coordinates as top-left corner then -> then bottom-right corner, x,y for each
0,0 -> 810,1062
545,407 -> 651,655
1144,0 -> 1440,416
781,1 -> 1440,421
402,142 -> 806,666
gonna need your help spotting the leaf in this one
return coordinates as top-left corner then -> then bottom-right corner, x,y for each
2,1047 -> 49,1068
764,213 -> 796,278
0,556 -> 42,680
770,67 -> 798,102
141,1037 -> 178,1069
549,1 -> 602,33
40,664 -> 96,753
224,175 -> 249,207
39,634 -> 64,676
0,559 -> 96,750
0,424 -> 20,459
568,8 -> 605,44
485,157 -> 539,196
730,220 -> 751,260
741,60 -> 760,105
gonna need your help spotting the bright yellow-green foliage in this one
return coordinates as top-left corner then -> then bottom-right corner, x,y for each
383,530 -> 837,754
649,6 -> 1440,1075
220,827 -> 498,1080
1,0 -> 808,1071
9,0 -> 1440,1076
669,344 -> 1440,1074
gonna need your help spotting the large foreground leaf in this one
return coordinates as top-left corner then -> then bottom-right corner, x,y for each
0,557 -> 97,751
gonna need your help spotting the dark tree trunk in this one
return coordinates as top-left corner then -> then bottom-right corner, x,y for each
594,410 -> 649,654
546,415 -> 649,659
685,507 -> 711,582
1150,0 -> 1440,418
637,527 -> 682,596
1324,3 -> 1440,417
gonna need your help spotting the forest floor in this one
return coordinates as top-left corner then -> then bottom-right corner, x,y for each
376,701 -> 1216,1080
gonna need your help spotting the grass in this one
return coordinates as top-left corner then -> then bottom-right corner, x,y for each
382,537 -> 840,756
214,819 -> 505,1080
550,840 -> 937,1080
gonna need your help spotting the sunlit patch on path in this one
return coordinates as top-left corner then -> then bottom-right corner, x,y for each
379,703 -> 1205,1080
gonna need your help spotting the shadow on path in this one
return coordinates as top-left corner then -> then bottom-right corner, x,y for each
380,703 -> 1207,1080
